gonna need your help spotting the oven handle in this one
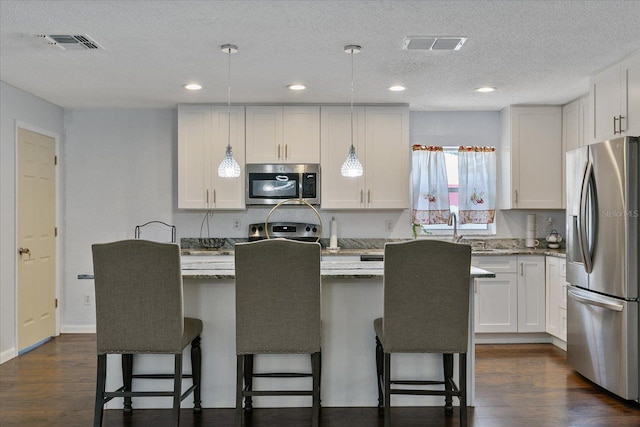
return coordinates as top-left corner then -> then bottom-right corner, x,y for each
568,289 -> 624,312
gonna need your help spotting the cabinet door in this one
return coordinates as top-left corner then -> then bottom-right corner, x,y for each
320,106 -> 366,209
364,106 -> 409,209
563,99 -> 580,209
474,273 -> 518,333
283,106 -> 320,163
178,105 -> 212,209
579,94 -> 593,146
517,256 -> 546,333
472,256 -> 518,333
245,106 -> 283,163
210,106 -> 246,209
593,64 -> 623,142
510,107 -> 563,208
624,54 -> 640,137
545,257 -> 561,338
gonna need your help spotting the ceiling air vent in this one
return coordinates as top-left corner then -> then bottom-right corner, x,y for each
35,34 -> 103,50
402,36 -> 467,51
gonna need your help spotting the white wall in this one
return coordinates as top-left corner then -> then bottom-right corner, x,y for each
0,81 -> 64,362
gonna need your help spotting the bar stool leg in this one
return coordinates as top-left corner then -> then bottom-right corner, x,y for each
94,354 -> 106,427
460,353 -> 468,427
191,336 -> 202,412
375,336 -> 384,408
235,355 -> 244,427
383,353 -> 391,427
443,353 -> 454,414
243,354 -> 254,411
312,352 -> 321,427
122,354 -> 133,413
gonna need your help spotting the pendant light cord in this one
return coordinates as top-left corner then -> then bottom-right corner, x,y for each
227,47 -> 232,151
350,48 -> 354,151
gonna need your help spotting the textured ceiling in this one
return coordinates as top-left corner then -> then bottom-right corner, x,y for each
1,0 -> 639,110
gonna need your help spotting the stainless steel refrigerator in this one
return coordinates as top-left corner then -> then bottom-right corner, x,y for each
566,136 -> 639,402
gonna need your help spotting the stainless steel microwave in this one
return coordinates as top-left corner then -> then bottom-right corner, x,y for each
245,164 -> 320,205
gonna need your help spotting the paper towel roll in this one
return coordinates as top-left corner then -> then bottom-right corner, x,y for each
329,217 -> 338,248
526,214 -> 536,231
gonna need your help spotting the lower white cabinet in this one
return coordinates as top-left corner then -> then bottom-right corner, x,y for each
545,257 -> 567,341
472,255 -> 546,334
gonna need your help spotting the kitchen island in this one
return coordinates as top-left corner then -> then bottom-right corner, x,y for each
98,256 -> 493,410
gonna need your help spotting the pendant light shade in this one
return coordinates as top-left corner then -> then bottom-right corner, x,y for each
218,43 -> 241,178
341,44 -> 363,178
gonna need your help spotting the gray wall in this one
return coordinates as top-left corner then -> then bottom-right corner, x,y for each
0,82 -> 64,361
1,91 -> 565,356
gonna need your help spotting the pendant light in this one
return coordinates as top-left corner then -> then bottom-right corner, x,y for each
217,44 -> 241,178
341,44 -> 364,178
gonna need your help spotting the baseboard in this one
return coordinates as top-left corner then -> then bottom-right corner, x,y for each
550,336 -> 567,351
1,347 -> 17,364
61,324 -> 96,334
475,332 -> 553,344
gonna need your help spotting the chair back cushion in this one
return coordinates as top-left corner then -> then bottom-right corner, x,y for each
92,240 -> 184,354
235,239 -> 321,354
383,240 -> 471,353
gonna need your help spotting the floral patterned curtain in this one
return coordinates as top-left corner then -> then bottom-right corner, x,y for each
411,145 -> 450,224
458,146 -> 496,224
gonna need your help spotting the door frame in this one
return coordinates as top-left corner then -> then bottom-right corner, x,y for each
14,120 -> 61,353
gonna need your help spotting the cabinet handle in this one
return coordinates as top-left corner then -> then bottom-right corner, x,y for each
368,189 -> 371,204
285,144 -> 288,160
520,262 -> 524,276
213,189 -> 216,204
514,189 -> 518,204
360,189 -> 364,204
277,144 -> 281,159
619,115 -> 625,134
206,189 -> 209,205
613,116 -> 619,134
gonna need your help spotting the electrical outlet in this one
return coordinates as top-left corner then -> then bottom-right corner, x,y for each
233,219 -> 241,230
84,294 -> 91,305
385,220 -> 393,232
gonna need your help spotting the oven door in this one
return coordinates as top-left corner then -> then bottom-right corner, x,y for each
247,172 -> 300,205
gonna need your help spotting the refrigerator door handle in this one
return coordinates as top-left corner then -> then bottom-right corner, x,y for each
578,161 -> 594,274
568,289 -> 624,312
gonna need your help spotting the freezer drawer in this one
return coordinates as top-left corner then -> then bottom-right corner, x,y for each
567,286 -> 639,401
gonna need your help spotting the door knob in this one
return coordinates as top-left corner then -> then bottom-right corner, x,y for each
18,247 -> 31,255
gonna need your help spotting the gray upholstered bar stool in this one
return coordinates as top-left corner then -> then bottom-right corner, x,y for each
92,240 -> 203,427
234,239 -> 321,427
374,239 -> 471,427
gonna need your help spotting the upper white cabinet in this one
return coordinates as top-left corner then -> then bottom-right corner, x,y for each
500,106 -> 563,209
472,255 -> 546,335
562,94 -> 590,208
320,106 -> 409,209
245,106 -> 320,164
546,256 -> 567,342
178,105 -> 245,210
591,51 -> 640,142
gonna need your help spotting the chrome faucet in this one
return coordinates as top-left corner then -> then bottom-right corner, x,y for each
448,212 -> 463,243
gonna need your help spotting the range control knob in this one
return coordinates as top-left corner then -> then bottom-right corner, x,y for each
306,226 -> 311,232
250,226 -> 257,233
312,227 -> 318,233
258,226 -> 264,232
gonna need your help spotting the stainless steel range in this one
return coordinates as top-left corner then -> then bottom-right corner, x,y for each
248,221 -> 321,242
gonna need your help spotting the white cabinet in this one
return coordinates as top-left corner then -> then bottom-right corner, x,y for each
591,51 -> 640,142
472,255 -> 546,334
320,106 -> 409,209
500,106 -> 563,209
245,106 -> 320,164
546,256 -> 567,342
472,256 -> 518,333
178,105 -> 245,210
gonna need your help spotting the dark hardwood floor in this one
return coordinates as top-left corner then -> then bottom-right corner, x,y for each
1,334 -> 639,426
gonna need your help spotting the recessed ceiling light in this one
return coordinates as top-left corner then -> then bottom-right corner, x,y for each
183,83 -> 202,91
475,86 -> 496,93
389,85 -> 406,92
288,84 -> 306,91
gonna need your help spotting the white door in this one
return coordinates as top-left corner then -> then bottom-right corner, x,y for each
17,128 -> 57,351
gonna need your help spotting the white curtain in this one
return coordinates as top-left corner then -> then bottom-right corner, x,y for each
458,146 -> 496,224
411,145 -> 450,224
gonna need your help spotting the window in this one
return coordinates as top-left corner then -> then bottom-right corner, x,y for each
415,146 -> 495,235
